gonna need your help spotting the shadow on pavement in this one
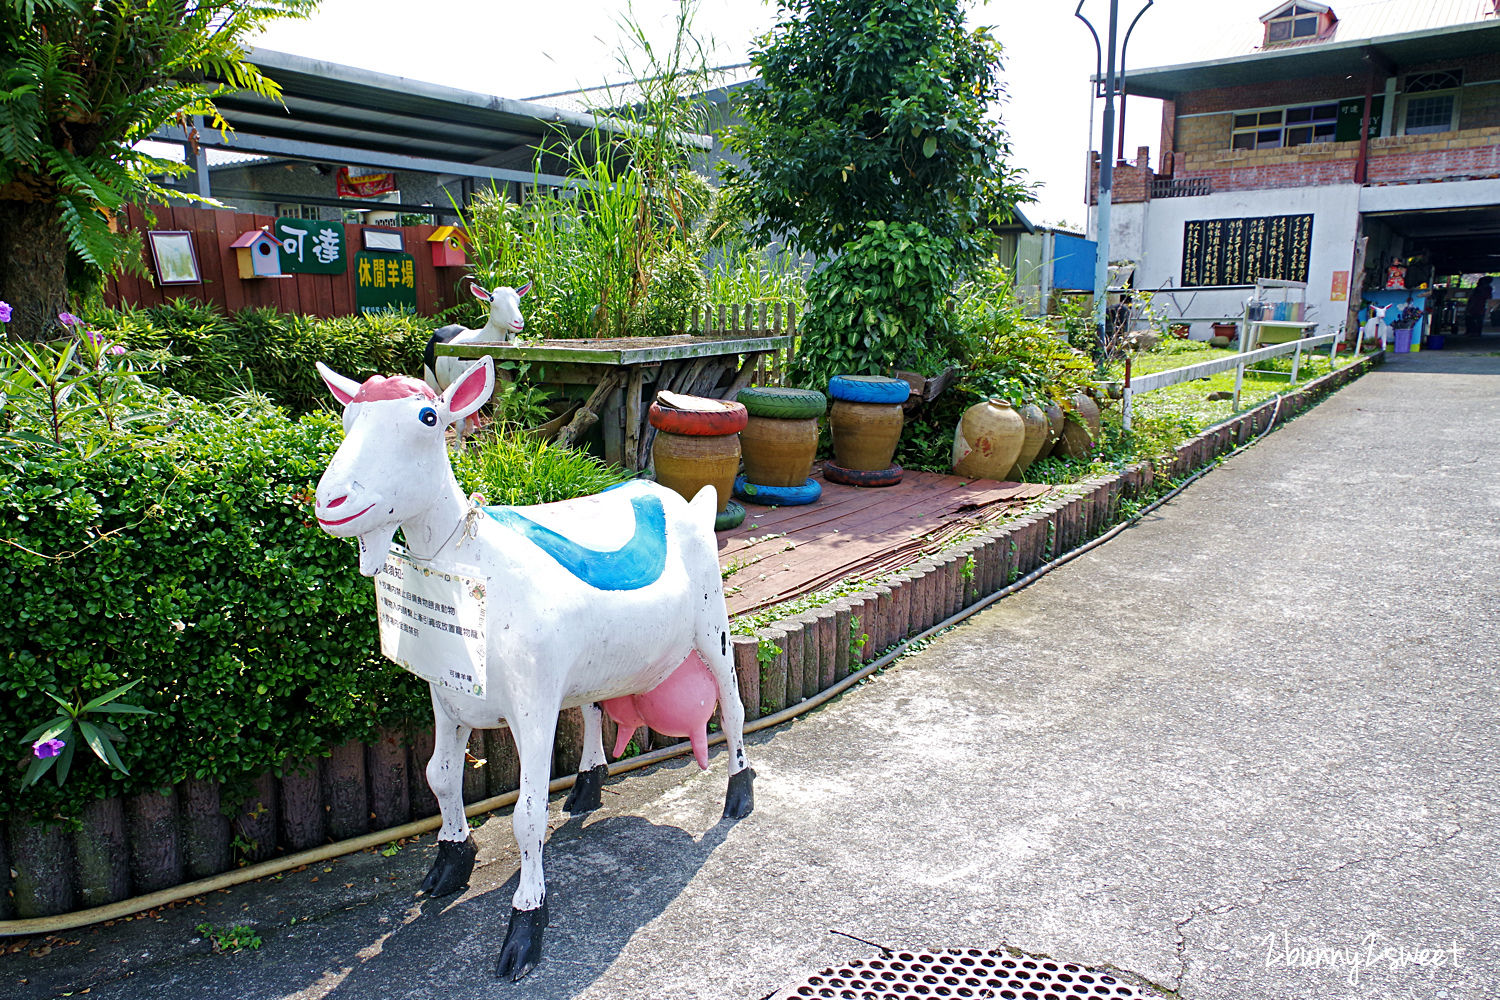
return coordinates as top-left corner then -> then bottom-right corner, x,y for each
308,812 -> 735,1000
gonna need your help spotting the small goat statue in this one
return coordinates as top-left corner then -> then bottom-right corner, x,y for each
313,356 -> 754,981
423,280 -> 531,387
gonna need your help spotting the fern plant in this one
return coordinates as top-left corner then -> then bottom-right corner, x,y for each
0,0 -> 318,341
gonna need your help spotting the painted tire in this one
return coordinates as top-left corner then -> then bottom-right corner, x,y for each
827,375 -> 911,405
736,386 -> 827,419
647,398 -> 749,436
734,476 -> 822,507
715,500 -> 747,531
822,461 -> 904,487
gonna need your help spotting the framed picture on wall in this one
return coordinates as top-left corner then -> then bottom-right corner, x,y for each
148,230 -> 201,285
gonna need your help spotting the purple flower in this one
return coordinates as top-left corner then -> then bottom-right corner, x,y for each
0,301 -> 11,323
108,345 -> 126,356
32,738 -> 65,759
58,312 -> 82,327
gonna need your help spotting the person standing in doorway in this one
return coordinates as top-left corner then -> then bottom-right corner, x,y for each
1465,275 -> 1492,337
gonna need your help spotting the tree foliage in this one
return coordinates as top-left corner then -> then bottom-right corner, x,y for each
0,0 -> 318,340
724,0 -> 1028,261
724,0 -> 1030,386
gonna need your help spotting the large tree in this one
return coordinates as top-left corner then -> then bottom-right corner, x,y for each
0,0 -> 317,342
724,0 -> 1030,383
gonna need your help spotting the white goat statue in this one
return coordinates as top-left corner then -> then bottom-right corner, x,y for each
423,280 -> 531,392
313,356 -> 755,981
1363,302 -> 1392,349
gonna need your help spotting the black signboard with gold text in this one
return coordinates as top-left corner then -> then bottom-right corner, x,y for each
1181,214 -> 1312,287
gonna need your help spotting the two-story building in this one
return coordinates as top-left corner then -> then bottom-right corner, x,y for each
1092,0 -> 1500,339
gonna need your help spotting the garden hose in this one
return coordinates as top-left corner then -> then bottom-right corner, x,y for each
0,380 -> 1311,938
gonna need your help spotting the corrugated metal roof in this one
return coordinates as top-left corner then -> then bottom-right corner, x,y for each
527,63 -> 760,116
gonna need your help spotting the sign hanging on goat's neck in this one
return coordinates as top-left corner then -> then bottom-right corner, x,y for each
375,547 -> 488,698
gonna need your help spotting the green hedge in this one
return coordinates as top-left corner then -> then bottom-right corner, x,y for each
0,359 -> 627,825
81,301 -> 433,414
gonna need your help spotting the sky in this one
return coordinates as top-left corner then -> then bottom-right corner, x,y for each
249,0 -> 1280,229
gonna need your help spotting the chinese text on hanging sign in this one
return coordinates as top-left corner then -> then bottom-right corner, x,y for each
272,217 -> 347,275
375,547 -> 488,697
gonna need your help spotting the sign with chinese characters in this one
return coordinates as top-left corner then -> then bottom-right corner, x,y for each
375,547 -> 488,698
1330,270 -> 1349,301
354,251 -> 418,313
273,217 -> 347,274
1181,214 -> 1313,288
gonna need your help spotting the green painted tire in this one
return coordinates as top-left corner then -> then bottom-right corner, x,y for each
715,500 -> 747,531
736,386 -> 827,419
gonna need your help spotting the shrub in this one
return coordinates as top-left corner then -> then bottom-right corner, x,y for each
792,221 -> 963,390
80,302 -> 431,414
0,346 -> 629,825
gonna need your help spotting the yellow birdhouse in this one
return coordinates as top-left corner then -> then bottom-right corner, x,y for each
428,226 -> 467,268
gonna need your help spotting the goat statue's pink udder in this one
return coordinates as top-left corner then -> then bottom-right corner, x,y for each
637,651 -> 720,770
601,652 -> 720,768
601,696 -> 646,759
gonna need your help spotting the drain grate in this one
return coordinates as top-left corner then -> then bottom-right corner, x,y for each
783,948 -> 1156,1000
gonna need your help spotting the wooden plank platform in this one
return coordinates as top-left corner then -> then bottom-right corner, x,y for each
719,464 -> 1055,617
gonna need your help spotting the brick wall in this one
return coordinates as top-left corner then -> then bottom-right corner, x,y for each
1087,146 -> 1155,205
1175,73 -> 1358,117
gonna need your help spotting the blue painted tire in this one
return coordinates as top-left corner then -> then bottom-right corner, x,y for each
822,461 -> 904,487
715,501 -> 747,531
827,375 -> 911,405
734,476 -> 822,507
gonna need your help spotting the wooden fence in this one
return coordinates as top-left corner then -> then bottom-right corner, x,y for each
103,204 -> 465,318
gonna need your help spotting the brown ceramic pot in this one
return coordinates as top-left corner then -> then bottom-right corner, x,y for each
1043,402 -> 1066,458
653,430 -> 741,512
1058,392 -> 1102,460
1005,402 -> 1051,480
740,415 -> 819,487
951,399 -> 1025,481
830,400 -> 903,471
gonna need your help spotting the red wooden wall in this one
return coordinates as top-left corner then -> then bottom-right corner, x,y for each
104,204 -> 465,318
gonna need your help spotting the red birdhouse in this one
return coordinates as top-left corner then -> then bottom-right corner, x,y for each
428,226 -> 468,268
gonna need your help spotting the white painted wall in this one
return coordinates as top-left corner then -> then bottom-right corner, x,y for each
1101,184 -> 1364,340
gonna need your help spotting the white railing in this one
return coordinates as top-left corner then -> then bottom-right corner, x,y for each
1121,331 -> 1348,431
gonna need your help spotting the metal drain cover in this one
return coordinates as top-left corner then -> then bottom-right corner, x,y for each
783,948 -> 1157,1000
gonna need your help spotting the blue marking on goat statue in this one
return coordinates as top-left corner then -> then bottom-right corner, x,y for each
483,494 -> 667,591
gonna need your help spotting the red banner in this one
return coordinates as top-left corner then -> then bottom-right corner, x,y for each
336,166 -> 397,198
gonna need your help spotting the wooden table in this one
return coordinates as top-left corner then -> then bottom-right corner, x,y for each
439,333 -> 795,470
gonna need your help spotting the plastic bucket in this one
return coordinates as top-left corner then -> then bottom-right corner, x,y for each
1394,329 -> 1412,353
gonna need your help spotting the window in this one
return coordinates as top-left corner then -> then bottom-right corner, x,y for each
276,203 -> 322,220
1231,103 -> 1338,150
1402,70 -> 1461,136
1265,4 -> 1323,45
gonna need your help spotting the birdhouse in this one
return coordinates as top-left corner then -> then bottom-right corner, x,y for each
428,226 -> 467,268
231,230 -> 283,279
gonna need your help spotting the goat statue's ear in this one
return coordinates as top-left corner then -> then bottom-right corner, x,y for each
317,362 -> 362,407
515,280 -> 533,297
438,356 -> 495,425
469,283 -> 493,302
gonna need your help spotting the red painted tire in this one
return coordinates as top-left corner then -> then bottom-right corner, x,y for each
822,461 -> 904,487
647,396 -> 749,436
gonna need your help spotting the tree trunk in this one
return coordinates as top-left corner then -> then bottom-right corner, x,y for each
0,198 -> 70,342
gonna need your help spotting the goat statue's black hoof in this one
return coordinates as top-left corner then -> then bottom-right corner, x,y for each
495,897 -> 549,981
722,766 -> 756,820
419,835 -> 477,897
563,763 -> 608,814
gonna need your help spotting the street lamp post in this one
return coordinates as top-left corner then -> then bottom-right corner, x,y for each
1076,0 -> 1154,359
